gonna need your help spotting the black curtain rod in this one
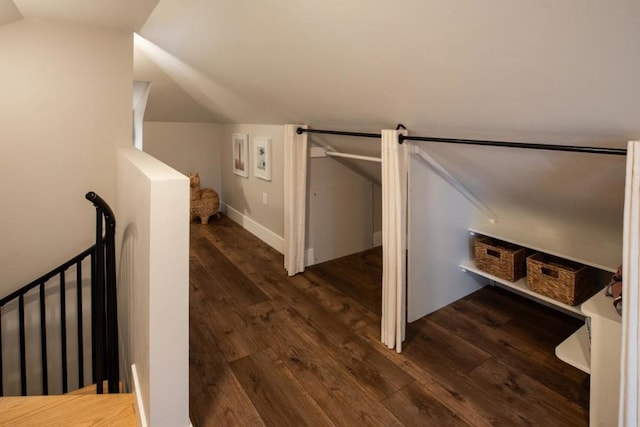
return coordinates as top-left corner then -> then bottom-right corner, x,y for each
400,135 -> 627,156
296,127 -> 627,156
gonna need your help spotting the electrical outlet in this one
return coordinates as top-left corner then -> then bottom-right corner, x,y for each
262,192 -> 267,205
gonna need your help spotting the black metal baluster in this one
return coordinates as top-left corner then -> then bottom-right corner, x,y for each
94,208 -> 105,394
0,240 -> 94,397
0,307 -> 4,396
60,271 -> 68,394
39,284 -> 48,395
18,295 -> 26,396
90,250 -> 96,385
85,192 -> 119,395
105,212 -> 119,393
76,261 -> 84,388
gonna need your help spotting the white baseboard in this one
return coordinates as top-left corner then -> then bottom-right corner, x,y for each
221,203 -> 284,254
132,363 -> 192,427
131,364 -> 148,427
373,230 -> 383,247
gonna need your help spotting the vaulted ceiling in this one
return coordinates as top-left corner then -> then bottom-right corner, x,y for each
4,0 -> 639,144
135,1 -> 636,251
2,0 -> 636,250
0,0 -> 158,30
138,1 -> 640,145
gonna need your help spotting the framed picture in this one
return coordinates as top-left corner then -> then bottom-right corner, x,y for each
253,137 -> 272,181
232,133 -> 249,178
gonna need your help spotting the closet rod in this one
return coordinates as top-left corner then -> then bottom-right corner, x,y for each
398,135 -> 627,156
326,151 -> 382,163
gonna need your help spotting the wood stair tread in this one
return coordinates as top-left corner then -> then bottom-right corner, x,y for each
0,394 -> 136,426
68,380 -> 123,395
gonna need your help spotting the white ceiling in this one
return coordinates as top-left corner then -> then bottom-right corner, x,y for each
134,41 -> 219,122
0,0 -> 21,26
140,1 -> 640,145
1,0 -> 159,30
6,0 -> 638,144
0,0 -> 633,246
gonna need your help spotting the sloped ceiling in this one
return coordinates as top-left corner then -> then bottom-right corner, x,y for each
0,0 -> 158,30
0,1 -> 633,248
134,42 -> 219,122
141,1 -> 640,145
136,1 -> 635,248
0,0 -> 21,26
416,143 -> 626,244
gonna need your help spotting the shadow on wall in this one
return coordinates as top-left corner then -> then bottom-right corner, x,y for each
117,222 -> 137,393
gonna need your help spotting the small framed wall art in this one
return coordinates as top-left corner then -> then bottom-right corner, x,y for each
253,137 -> 272,181
232,133 -> 249,178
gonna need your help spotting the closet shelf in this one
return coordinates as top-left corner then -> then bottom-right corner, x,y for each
469,222 -> 619,273
459,261 -> 583,317
556,325 -> 591,374
582,289 -> 622,325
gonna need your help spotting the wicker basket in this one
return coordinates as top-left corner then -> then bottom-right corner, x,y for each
474,237 -> 527,282
526,253 -> 598,306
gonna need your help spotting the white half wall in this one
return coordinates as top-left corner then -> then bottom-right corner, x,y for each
116,147 -> 189,427
143,121 -> 222,193
0,19 -> 132,297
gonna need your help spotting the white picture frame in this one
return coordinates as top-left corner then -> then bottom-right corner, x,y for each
253,137 -> 272,181
232,133 -> 249,178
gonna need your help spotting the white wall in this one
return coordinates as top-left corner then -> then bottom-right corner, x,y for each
218,125 -> 381,258
116,147 -> 189,427
0,19 -> 132,296
221,124 -> 285,242
306,156 -> 376,265
408,154 -> 485,321
142,121 -> 222,193
373,183 -> 382,244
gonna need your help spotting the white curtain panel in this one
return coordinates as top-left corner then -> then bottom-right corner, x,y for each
284,124 -> 308,276
621,140 -> 640,425
381,129 -> 408,353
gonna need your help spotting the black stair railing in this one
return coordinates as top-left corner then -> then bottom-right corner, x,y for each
86,191 -> 119,395
0,192 -> 119,396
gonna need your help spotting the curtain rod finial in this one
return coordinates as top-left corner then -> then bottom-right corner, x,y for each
296,127 -> 304,135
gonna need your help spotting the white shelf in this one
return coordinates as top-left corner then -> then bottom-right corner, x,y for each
582,289 -> 622,324
556,325 -> 591,374
460,260 -> 584,317
469,221 -> 619,273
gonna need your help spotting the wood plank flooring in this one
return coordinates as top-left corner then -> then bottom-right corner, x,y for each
189,216 -> 589,426
0,394 -> 136,426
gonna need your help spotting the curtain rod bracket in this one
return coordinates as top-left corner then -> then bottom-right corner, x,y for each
395,124 -> 407,130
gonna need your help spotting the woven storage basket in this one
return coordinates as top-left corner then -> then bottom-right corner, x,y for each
474,237 -> 527,282
526,253 -> 598,306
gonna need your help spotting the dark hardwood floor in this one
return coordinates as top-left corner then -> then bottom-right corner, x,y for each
189,216 -> 589,426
